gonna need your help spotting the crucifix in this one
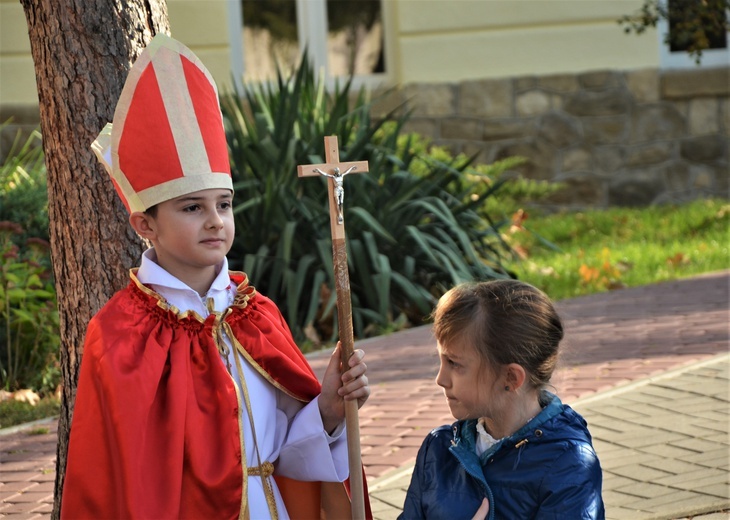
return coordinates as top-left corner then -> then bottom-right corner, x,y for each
297,136 -> 369,520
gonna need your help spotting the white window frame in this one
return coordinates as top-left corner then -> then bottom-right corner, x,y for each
657,0 -> 730,69
227,0 -> 392,90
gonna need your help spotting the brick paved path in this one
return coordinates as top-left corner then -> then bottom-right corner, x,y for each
1,270 -> 728,518
309,270 -> 729,479
368,354 -> 730,520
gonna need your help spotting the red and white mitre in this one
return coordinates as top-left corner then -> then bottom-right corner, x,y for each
92,33 -> 232,213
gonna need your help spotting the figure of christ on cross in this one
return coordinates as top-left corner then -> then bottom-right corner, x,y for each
312,165 -> 358,224
297,136 -> 369,519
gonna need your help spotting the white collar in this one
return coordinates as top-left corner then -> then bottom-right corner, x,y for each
137,248 -> 231,297
475,418 -> 500,456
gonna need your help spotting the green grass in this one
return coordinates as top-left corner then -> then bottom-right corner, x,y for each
0,396 -> 60,430
1,199 -> 727,429
510,198 -> 729,301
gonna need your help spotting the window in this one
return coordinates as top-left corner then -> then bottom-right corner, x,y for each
657,0 -> 730,68
228,0 -> 387,88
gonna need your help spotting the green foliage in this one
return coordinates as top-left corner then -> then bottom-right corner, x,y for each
386,128 -> 561,217
0,396 -> 60,429
0,126 -> 50,247
512,199 -> 730,300
0,127 -> 59,394
618,0 -> 730,63
0,223 -> 60,394
221,56 -> 519,344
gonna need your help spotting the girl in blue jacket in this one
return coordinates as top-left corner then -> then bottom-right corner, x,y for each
400,280 -> 605,520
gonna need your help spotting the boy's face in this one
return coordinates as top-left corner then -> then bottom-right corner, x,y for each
142,188 -> 234,283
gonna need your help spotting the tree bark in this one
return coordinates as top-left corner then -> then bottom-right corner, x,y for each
19,2 -> 170,518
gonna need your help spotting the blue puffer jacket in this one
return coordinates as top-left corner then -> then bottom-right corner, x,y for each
399,394 -> 605,520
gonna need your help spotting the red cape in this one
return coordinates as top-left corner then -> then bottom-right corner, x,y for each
61,271 -> 370,519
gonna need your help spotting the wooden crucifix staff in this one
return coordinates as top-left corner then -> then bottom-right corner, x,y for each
297,135 -> 369,520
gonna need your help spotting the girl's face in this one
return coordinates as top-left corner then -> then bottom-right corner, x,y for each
435,339 -> 504,421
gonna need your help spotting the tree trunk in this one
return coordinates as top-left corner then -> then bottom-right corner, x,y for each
19,2 -> 170,518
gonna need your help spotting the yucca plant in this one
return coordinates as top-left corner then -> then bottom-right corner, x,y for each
220,57 -> 518,345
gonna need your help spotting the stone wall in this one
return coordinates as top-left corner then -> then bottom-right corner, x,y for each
375,67 -> 729,209
3,66 -> 728,209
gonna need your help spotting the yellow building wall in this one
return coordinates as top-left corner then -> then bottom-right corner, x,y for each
2,0 -> 664,110
167,0 -> 233,91
391,0 -> 659,83
0,0 -> 37,107
0,0 -> 231,108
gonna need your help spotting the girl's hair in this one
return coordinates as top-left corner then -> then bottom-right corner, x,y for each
432,279 -> 563,390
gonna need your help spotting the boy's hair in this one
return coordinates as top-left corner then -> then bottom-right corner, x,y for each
144,204 -> 158,218
432,279 -> 563,390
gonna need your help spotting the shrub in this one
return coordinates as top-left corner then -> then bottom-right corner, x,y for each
0,222 -> 60,394
0,126 -> 50,248
220,57 -> 531,344
0,396 -> 60,429
0,126 -> 59,394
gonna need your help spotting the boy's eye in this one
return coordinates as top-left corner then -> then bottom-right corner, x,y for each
219,201 -> 232,210
183,204 -> 200,212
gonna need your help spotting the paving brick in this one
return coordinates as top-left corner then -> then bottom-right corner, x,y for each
611,430 -> 690,449
649,417 -> 721,437
661,399 -> 730,413
599,451 -> 661,470
693,420 -> 730,435
601,489 -> 643,506
641,443 -> 700,459
0,491 -> 21,503
605,505 -> 656,519
31,470 -> 55,483
586,425 -> 631,440
365,465 -> 396,480
365,454 -> 416,467
591,439 -> 624,454
0,502 -> 41,514
386,436 -> 426,448
613,481 -> 677,499
0,472 -> 42,483
371,503 -> 401,520
671,437 -> 725,453
0,482 -> 37,493
701,483 -> 730,499
601,474 -> 638,491
641,457 -> 708,474
691,411 -> 730,422
623,489 -> 698,511
371,488 -> 410,506
701,431 -> 730,443
608,402 -> 673,417
680,448 -> 730,467
587,405 -> 653,421
27,482 -> 53,494
654,467 -> 728,488
641,494 -> 730,518
7,492 -> 53,504
608,463 -> 674,481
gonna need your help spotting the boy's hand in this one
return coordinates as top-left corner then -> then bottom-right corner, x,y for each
318,342 -> 370,434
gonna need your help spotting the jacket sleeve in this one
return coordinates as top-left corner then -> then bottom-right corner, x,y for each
398,434 -> 429,520
536,441 -> 605,520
